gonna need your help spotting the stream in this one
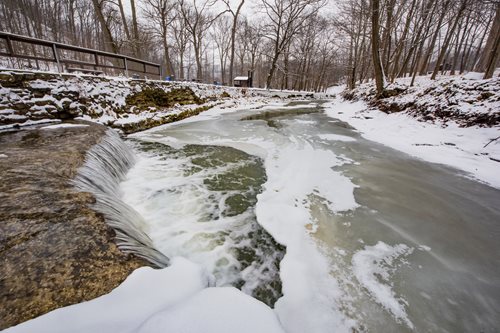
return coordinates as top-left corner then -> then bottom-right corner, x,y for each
123,101 -> 500,332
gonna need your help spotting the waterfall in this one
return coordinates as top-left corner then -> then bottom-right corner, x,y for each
73,129 -> 170,268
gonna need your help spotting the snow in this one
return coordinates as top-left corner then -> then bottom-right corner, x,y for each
0,118 -> 61,131
324,98 -> 500,189
255,144 -> 358,333
4,257 -> 283,333
352,242 -> 414,328
137,288 -> 284,333
0,154 -> 7,158
133,102 -> 360,332
41,123 -> 89,129
317,133 -> 356,142
234,76 -> 249,81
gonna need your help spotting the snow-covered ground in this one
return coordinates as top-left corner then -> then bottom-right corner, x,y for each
325,98 -> 500,189
325,74 -> 500,189
3,73 -> 499,332
4,258 -> 284,333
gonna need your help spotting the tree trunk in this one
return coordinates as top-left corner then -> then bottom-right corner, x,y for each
118,0 -> 131,41
431,0 -> 467,80
390,0 -> 417,81
480,2 -> 500,78
484,22 -> 500,79
419,0 -> 451,75
229,0 -> 245,85
371,0 -> 384,95
130,0 -> 140,57
91,0 -> 119,53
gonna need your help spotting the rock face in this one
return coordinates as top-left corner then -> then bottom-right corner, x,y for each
0,123 -> 146,330
0,70 -> 240,133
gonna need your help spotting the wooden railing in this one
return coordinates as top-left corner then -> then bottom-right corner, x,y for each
0,31 -> 161,79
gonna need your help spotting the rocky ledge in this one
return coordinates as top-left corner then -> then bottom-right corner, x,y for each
0,123 -> 147,330
0,70 -> 242,134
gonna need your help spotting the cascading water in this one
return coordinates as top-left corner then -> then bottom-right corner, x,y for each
73,129 -> 284,306
73,129 -> 170,268
120,140 -> 286,306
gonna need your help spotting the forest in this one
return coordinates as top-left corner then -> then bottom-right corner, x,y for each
0,0 -> 498,91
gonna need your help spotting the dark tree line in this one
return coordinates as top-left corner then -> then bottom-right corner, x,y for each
0,0 -> 498,91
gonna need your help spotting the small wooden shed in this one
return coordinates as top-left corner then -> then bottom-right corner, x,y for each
233,71 -> 253,88
233,76 -> 249,87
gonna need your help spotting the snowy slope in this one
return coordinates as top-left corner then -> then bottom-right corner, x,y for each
324,94 -> 500,189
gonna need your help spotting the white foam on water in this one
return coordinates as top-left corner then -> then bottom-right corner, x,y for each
120,142 -> 283,302
352,241 -> 414,328
255,142 -> 358,333
133,107 -> 361,332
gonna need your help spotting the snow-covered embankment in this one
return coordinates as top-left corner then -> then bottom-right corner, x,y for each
325,75 -> 500,189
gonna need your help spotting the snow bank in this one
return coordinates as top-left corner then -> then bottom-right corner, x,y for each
137,288 -> 284,333
4,257 -> 283,333
41,123 -> 89,129
343,74 -> 500,126
325,98 -> 500,189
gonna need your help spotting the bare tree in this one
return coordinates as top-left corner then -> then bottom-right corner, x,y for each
478,1 -> 500,78
221,0 -> 245,84
211,16 -> 232,83
370,0 -> 385,95
171,13 -> 191,79
260,0 -> 326,89
91,0 -> 120,53
179,0 -> 226,80
142,0 -> 177,77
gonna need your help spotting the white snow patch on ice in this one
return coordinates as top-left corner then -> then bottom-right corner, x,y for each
352,241 -> 414,328
41,123 -> 89,129
295,119 -> 316,125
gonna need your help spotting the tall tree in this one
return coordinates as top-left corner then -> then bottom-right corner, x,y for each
130,0 -> 141,57
431,0 -> 469,80
91,0 -> 119,53
478,1 -> 500,78
260,0 -> 326,89
142,0 -> 176,76
222,0 -> 245,84
179,0 -> 226,80
370,0 -> 384,95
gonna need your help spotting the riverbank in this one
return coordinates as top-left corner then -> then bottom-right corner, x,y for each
0,122 -> 147,329
0,69 -> 322,134
325,74 -> 500,189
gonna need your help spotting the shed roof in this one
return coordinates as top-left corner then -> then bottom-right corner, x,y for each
234,76 -> 248,81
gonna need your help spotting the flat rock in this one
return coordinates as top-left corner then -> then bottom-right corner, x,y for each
0,123 -> 146,330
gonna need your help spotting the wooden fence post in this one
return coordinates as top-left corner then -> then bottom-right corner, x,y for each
52,44 -> 62,72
